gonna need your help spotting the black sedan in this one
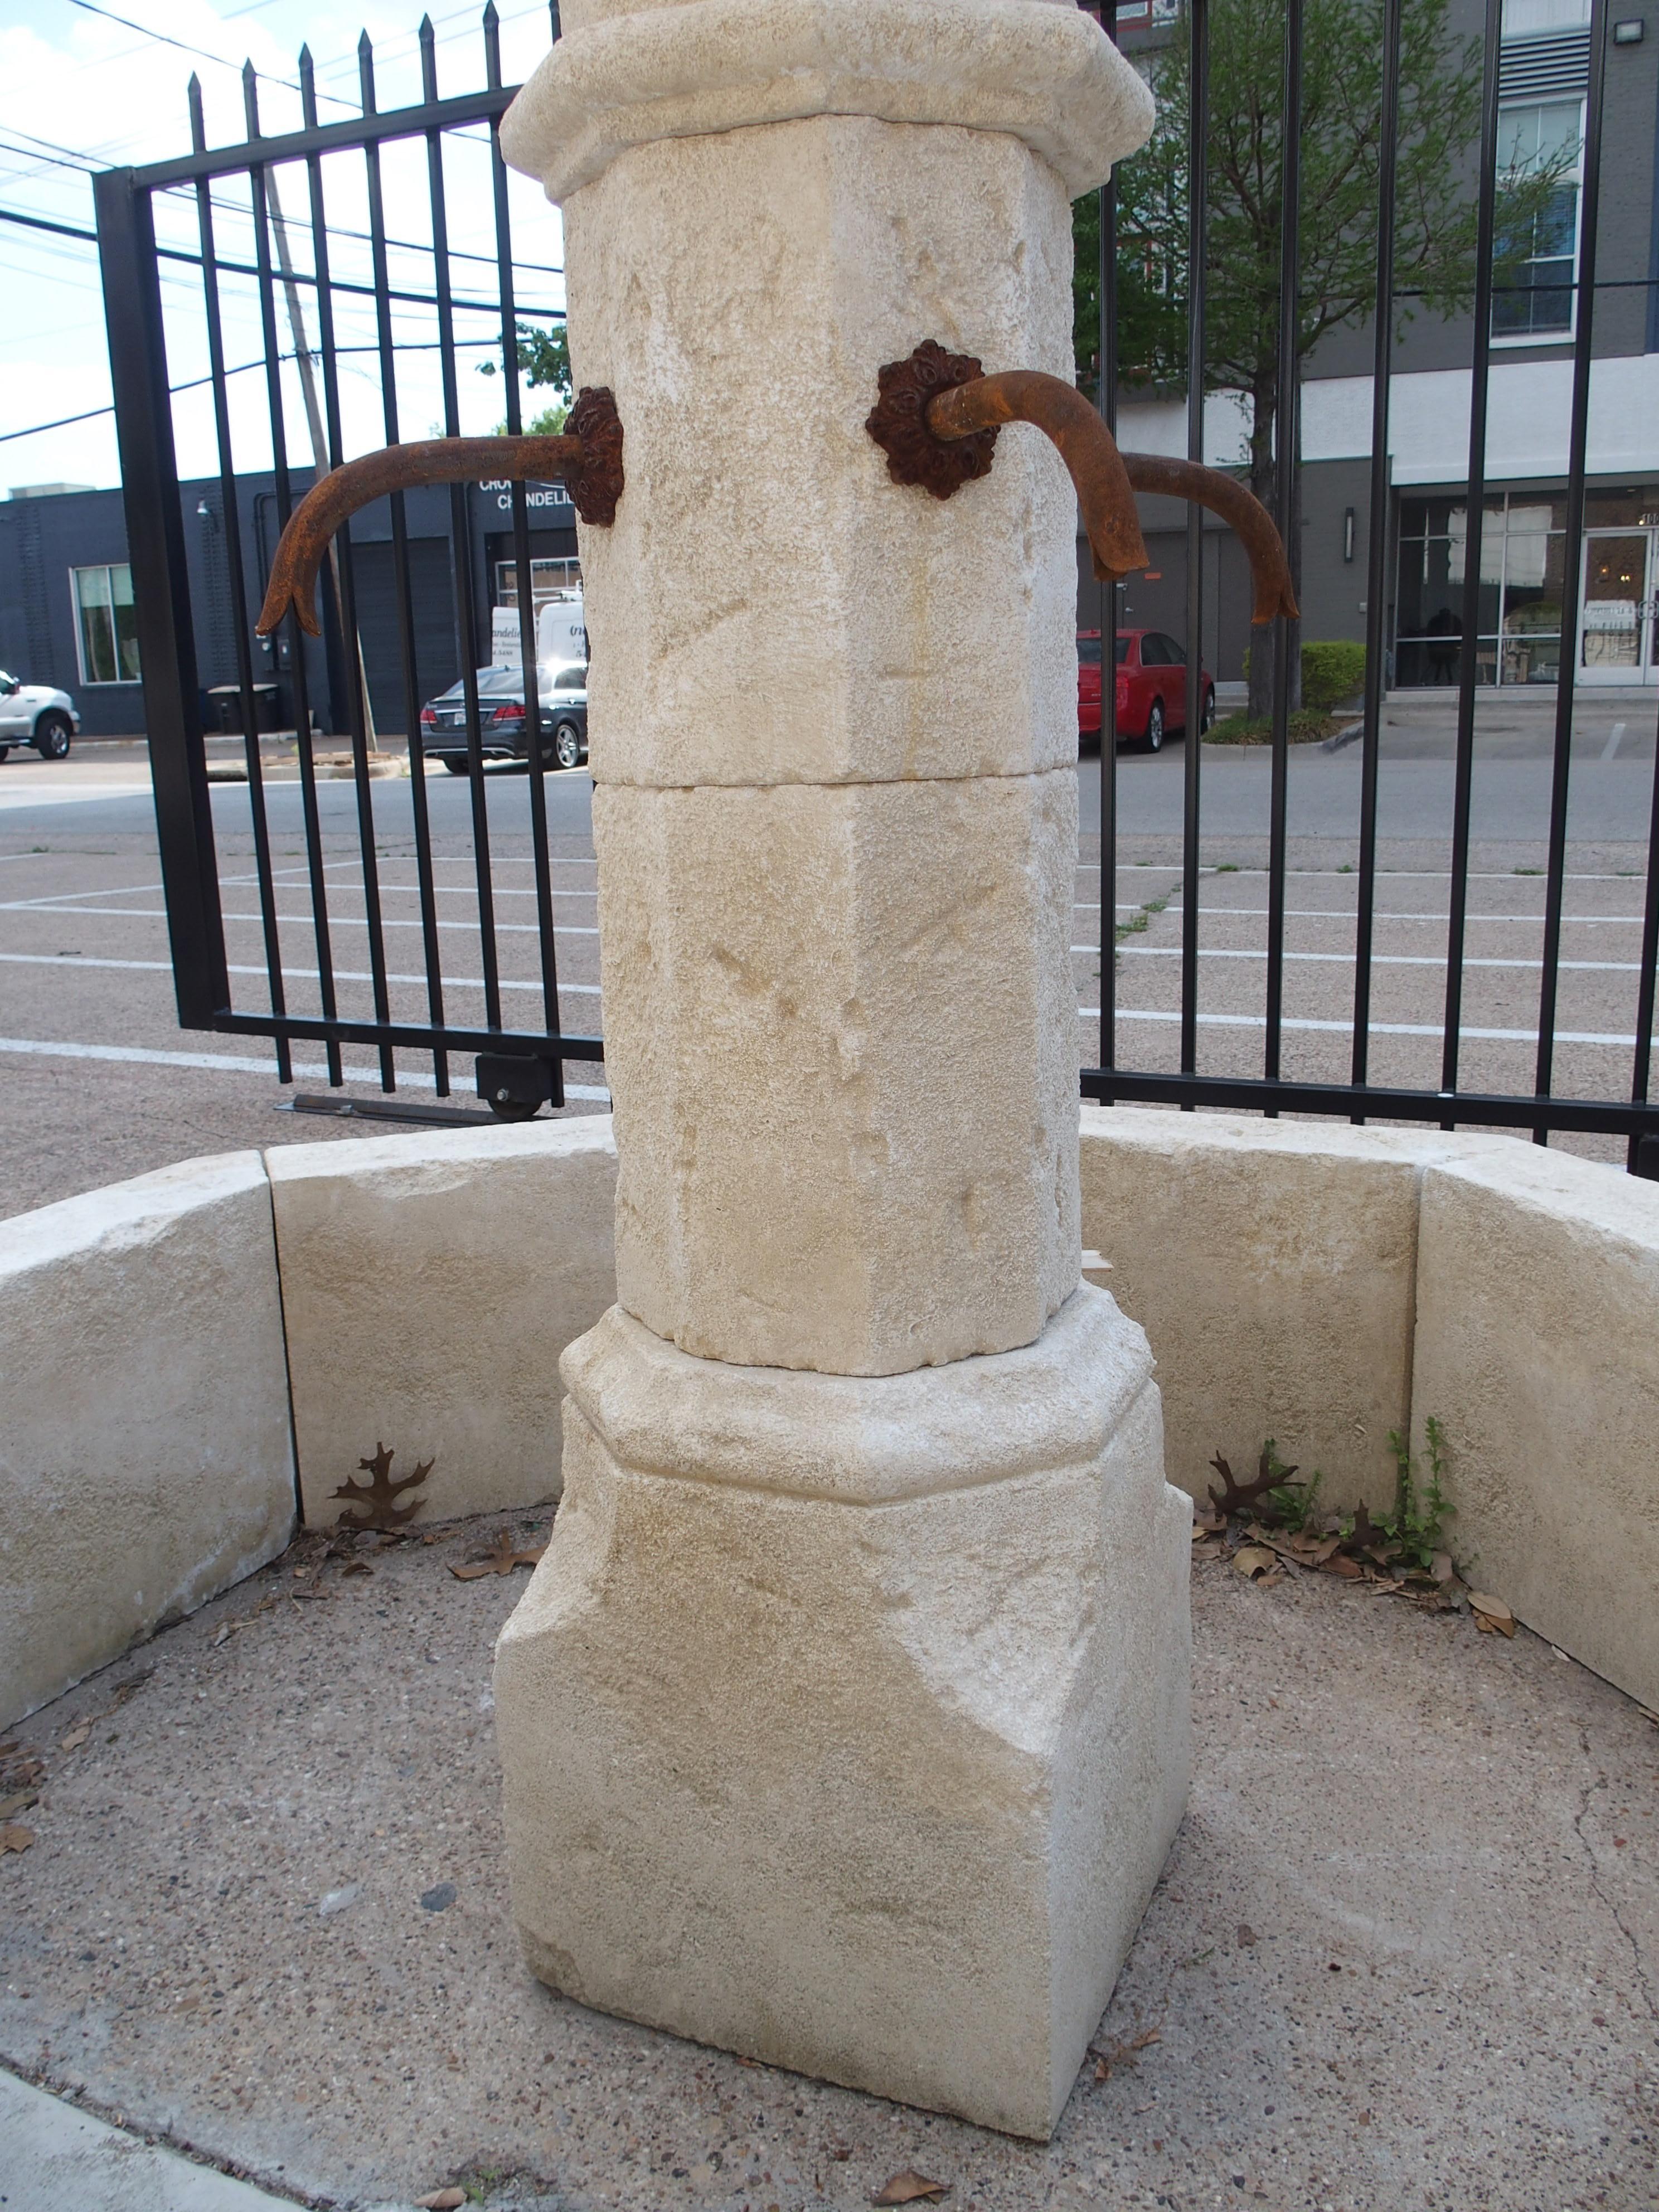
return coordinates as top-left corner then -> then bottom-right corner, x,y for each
419,663 -> 588,773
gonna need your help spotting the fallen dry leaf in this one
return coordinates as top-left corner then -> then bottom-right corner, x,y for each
871,2172 -> 950,2206
1236,1923 -> 1257,1947
1321,1552 -> 1364,1580
0,1742 -> 17,1757
1191,1508 -> 1225,1536
0,1791 -> 38,1821
1230,1545 -> 1275,1581
1468,1590 -> 1515,1634
59,1725 -> 90,1753
342,1560 -> 374,1578
450,1529 -> 546,1580
0,1824 -> 35,1855
414,2192 -> 466,2210
332,1442 -> 432,1533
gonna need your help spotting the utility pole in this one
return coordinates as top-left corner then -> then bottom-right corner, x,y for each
266,169 -> 379,750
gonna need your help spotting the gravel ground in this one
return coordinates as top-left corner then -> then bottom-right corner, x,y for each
1,1512 -> 1654,2212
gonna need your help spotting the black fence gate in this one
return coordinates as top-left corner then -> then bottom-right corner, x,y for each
94,3 -> 594,1117
93,0 -> 1659,1166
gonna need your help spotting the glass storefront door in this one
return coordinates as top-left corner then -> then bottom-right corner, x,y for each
1579,530 -> 1658,684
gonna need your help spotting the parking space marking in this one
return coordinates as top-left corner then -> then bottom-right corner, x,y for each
0,1034 -> 609,1098
0,782 -> 151,809
0,901 -> 598,937
1077,1006 -> 1641,1046
0,952 -> 601,995
1603,722 -> 1627,761
1094,945 -> 1642,973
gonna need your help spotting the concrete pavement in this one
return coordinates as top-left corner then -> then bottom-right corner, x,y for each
2,702 -> 1656,1216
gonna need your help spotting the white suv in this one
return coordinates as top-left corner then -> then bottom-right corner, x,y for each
0,671 -> 79,760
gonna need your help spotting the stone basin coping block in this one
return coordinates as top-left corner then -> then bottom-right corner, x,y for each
4,1109 -> 1657,1720
266,1115 -> 618,1529
0,1151 -> 294,1724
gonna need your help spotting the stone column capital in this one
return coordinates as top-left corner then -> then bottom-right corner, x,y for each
500,0 -> 1154,201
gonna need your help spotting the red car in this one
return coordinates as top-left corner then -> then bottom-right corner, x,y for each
1078,629 -> 1216,752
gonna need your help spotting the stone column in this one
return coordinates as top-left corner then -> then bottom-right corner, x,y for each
496,0 -> 1190,2140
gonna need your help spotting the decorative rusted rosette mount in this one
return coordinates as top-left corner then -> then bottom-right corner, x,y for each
865,339 -> 1000,501
255,386 -> 625,640
867,341 -> 1297,624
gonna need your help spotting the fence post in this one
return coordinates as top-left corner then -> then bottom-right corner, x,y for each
93,165 -> 229,1030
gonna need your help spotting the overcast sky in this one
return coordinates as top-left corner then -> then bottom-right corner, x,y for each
0,0 -> 569,491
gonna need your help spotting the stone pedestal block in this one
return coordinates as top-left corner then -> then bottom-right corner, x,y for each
494,1288 -> 1191,2139
595,772 -> 1081,1372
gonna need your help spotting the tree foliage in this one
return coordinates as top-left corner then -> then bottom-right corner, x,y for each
1073,0 -> 1567,712
479,319 -> 571,434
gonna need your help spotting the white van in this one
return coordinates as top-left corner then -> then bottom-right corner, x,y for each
490,590 -> 587,674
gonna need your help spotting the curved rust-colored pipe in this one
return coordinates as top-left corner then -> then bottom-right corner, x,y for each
255,387 -> 624,639
925,369 -> 1150,586
867,342 -> 1297,625
1118,452 -> 1298,625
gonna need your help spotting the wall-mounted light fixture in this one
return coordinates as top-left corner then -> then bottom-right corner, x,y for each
1343,506 -> 1356,562
1614,17 -> 1645,42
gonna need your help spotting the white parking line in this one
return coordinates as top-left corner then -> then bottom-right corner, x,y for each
0,901 -> 598,937
1076,1007 -> 1644,1046
1603,722 -> 1627,761
0,1034 -> 609,1098
0,781 -> 151,809
1112,907 -> 1647,925
1084,945 -> 1642,973
0,952 -> 601,994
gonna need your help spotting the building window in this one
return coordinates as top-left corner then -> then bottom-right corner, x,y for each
1501,0 -> 1589,34
494,556 -> 581,610
72,564 -> 139,684
1493,99 -> 1583,340
1395,493 -> 1569,688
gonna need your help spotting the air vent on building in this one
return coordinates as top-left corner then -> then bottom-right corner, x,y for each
1498,27 -> 1592,97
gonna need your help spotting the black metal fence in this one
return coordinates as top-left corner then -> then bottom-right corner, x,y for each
94,3 -> 590,1114
1084,0 -> 1659,1171
94,0 -> 1659,1164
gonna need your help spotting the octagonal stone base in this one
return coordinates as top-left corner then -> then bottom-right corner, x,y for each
493,1288 -> 1191,2139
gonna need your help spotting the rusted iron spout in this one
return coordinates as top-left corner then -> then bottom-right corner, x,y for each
867,342 -> 1297,628
254,386 -> 625,639
925,369 -> 1149,588
1118,452 -> 1298,625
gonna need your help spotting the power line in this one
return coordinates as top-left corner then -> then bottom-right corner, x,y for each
154,182 -> 565,282
63,0 -> 358,110
0,205 -> 96,243
0,205 -> 95,244
0,336 -> 533,445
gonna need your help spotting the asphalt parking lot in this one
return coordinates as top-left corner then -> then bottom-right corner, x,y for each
1,688 -> 1654,1218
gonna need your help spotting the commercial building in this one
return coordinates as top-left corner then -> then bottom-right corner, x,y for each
1099,0 -> 1659,691
0,470 -> 580,740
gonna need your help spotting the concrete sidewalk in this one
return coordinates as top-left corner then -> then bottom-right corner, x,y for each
1,1505 -> 1653,2211
0,2069 -> 314,2210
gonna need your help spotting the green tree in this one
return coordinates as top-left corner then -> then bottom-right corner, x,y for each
479,319 -> 570,435
1075,0 -> 1565,718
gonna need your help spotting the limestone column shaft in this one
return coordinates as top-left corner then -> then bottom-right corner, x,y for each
505,4 -> 1153,1377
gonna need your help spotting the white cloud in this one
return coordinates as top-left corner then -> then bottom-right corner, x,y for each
0,0 -> 566,490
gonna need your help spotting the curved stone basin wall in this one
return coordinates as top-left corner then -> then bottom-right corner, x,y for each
3,1107 -> 1655,1724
